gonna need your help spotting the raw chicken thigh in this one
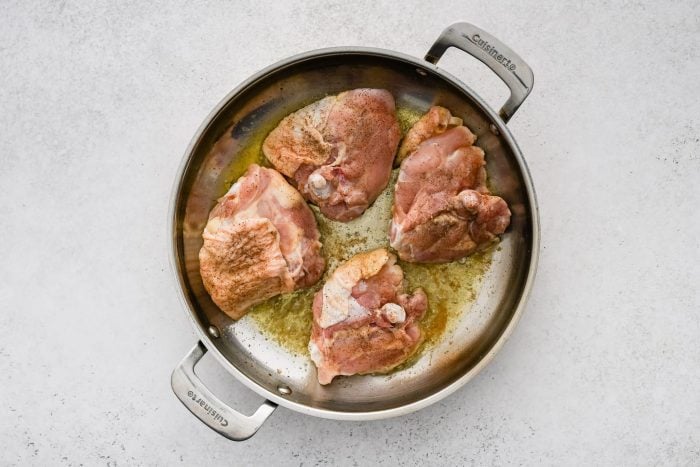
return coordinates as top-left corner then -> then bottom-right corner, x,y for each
263,89 -> 400,221
309,248 -> 427,385
390,106 -> 511,263
199,164 -> 325,319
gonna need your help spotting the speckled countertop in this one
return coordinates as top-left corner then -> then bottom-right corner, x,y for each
1,1 -> 699,465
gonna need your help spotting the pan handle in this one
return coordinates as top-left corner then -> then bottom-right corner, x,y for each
425,23 -> 534,123
171,342 -> 277,441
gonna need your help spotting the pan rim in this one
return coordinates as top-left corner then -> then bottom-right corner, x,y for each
169,46 -> 540,420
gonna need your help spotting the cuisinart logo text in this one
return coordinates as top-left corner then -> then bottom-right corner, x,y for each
188,390 -> 228,427
467,34 -> 517,72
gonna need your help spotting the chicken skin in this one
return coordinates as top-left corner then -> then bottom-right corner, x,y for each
390,107 -> 511,263
309,249 -> 427,385
397,105 -> 464,163
263,89 -> 400,222
199,164 -> 324,319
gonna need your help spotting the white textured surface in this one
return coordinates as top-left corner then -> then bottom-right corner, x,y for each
1,1 -> 699,465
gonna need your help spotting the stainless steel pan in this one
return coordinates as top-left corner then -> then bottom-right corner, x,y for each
170,23 -> 539,440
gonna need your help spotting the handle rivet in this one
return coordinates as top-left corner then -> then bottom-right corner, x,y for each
489,123 -> 500,135
277,385 -> 292,395
415,68 -> 427,77
208,325 -> 220,339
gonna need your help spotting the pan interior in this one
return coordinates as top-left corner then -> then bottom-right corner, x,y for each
173,51 -> 534,414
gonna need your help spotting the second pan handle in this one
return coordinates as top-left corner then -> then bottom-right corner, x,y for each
171,342 -> 277,441
425,22 -> 534,123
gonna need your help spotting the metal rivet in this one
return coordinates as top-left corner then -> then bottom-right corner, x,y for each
277,385 -> 292,395
207,325 -> 220,339
415,68 -> 427,76
489,123 -> 500,135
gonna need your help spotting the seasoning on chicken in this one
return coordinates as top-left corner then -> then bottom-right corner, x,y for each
309,248 -> 427,385
199,164 -> 325,319
390,106 -> 511,263
263,89 -> 400,222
